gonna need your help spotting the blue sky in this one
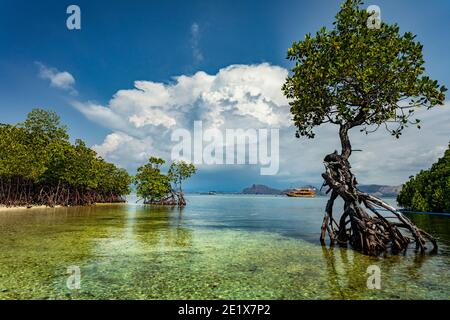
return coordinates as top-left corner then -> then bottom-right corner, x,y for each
1,0 -> 449,191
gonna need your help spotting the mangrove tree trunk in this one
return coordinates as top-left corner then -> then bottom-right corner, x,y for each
320,124 -> 437,255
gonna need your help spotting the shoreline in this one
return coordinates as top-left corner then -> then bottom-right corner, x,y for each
0,202 -> 127,213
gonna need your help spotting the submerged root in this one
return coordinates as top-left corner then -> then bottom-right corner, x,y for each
144,191 -> 186,206
320,151 -> 437,255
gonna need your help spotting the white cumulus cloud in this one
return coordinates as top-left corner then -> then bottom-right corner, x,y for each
71,63 -> 449,187
37,62 -> 77,94
92,132 -> 157,169
73,62 -> 289,131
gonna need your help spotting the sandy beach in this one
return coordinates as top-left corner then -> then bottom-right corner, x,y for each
0,203 -> 126,213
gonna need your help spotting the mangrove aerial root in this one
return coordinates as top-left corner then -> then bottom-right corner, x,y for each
143,191 -> 187,206
0,178 -> 126,208
320,151 -> 437,255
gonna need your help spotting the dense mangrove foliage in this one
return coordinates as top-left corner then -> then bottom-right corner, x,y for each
398,143 -> 450,213
134,157 -> 196,206
0,109 -> 132,207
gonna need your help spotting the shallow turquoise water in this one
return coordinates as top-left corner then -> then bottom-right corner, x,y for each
0,195 -> 448,299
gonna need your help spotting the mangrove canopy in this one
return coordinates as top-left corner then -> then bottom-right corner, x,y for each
134,157 -> 196,206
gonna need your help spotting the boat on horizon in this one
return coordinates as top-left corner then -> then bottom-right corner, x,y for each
199,191 -> 217,195
285,187 -> 316,198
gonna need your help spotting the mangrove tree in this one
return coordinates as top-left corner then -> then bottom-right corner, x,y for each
0,109 -> 132,207
134,157 -> 196,206
283,0 -> 446,255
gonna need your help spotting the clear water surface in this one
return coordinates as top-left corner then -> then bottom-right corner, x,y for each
0,195 -> 448,299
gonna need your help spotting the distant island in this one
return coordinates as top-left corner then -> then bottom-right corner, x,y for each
242,184 -> 284,195
357,185 -> 402,198
240,184 -> 402,197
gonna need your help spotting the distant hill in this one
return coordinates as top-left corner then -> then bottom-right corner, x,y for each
358,185 -> 402,197
241,184 -> 283,195
241,183 -> 401,197
319,184 -> 401,197
242,184 -> 318,195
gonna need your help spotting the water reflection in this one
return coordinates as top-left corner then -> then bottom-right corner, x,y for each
321,246 -> 346,299
407,213 -> 450,251
320,244 -> 441,299
129,205 -> 192,249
